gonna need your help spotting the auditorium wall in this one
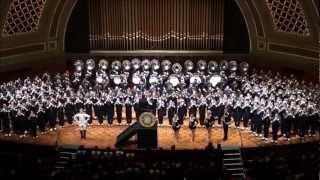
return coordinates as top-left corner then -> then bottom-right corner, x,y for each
0,0 -> 318,80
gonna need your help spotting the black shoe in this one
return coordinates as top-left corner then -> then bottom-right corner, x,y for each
80,131 -> 84,139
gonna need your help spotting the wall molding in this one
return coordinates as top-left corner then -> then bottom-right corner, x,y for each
0,43 -> 46,57
268,42 -> 319,60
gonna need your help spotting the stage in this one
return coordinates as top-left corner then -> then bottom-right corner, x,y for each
0,121 -> 319,150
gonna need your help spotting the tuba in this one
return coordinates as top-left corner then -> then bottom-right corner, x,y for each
184,60 -> 194,72
98,59 -> 108,70
172,63 -> 182,74
111,60 -> 122,72
197,60 -> 207,72
122,60 -> 131,72
161,60 -> 172,72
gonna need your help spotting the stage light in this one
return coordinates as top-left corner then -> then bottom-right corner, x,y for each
184,60 -> 194,72
161,60 -> 172,72
220,60 -> 228,71
229,61 -> 238,72
131,58 -> 141,71
172,63 -> 182,74
74,60 -> 84,72
208,75 -> 222,87
208,60 -> 218,73
141,59 -> 151,71
111,60 -> 121,71
151,59 -> 160,71
197,60 -> 207,71
98,59 -> 108,70
240,62 -> 249,73
86,59 -> 95,71
122,60 -> 131,72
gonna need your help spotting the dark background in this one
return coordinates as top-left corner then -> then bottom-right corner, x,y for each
223,0 -> 249,53
65,0 -> 90,53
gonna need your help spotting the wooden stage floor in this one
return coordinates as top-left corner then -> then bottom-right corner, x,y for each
0,121 -> 319,149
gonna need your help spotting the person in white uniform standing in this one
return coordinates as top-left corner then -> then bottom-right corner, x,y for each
74,108 -> 90,139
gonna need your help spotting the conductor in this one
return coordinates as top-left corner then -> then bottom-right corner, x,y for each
222,107 -> 232,140
74,108 -> 90,139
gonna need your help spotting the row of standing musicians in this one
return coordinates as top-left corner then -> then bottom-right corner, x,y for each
0,95 -> 319,142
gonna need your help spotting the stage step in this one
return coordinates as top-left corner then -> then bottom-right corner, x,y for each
222,147 -> 246,180
54,148 -> 77,170
115,121 -> 140,148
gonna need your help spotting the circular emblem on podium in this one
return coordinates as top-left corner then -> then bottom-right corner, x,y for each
139,112 -> 156,128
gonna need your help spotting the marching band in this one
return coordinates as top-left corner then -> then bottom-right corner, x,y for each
0,58 -> 319,143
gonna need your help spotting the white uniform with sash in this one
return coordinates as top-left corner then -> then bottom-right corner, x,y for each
74,113 -> 90,131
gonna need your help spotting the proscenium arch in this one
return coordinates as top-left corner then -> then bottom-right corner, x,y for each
58,0 -> 258,53
233,0 -> 261,52
60,0 -> 79,51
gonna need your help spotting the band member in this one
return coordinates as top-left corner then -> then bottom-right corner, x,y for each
232,100 -> 242,128
16,109 -> 26,138
210,98 -> 219,126
217,98 -> 225,126
262,108 -> 271,140
94,99 -> 104,125
47,99 -> 58,131
242,97 -> 251,129
37,106 -> 46,134
84,97 -> 93,124
222,107 -> 232,140
1,104 -> 11,136
271,113 -> 281,143
284,106 -> 294,140
125,94 -> 133,125
9,103 -> 18,135
57,101 -> 65,127
150,90 -> 158,115
74,109 -> 90,139
189,114 -> 197,142
65,97 -> 75,124
204,110 -> 214,141
317,109 -> 320,136
75,95 -> 83,113
293,103 -> 300,135
157,96 -> 166,125
188,96 -> 198,119
256,105 -> 264,137
133,93 -> 141,120
115,94 -> 123,125
0,105 -> 2,131
250,102 -> 259,134
172,114 -> 181,141
308,103 -> 317,136
298,105 -> 307,138
168,98 -> 176,125
28,110 -> 38,138
177,96 -> 187,125
105,92 -> 114,126
199,94 -> 207,126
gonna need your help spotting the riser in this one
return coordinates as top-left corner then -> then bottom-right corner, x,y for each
224,160 -> 242,164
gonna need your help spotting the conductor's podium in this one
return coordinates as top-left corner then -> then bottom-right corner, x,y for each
115,112 -> 158,149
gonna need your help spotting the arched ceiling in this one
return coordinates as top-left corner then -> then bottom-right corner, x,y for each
0,0 -> 319,64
